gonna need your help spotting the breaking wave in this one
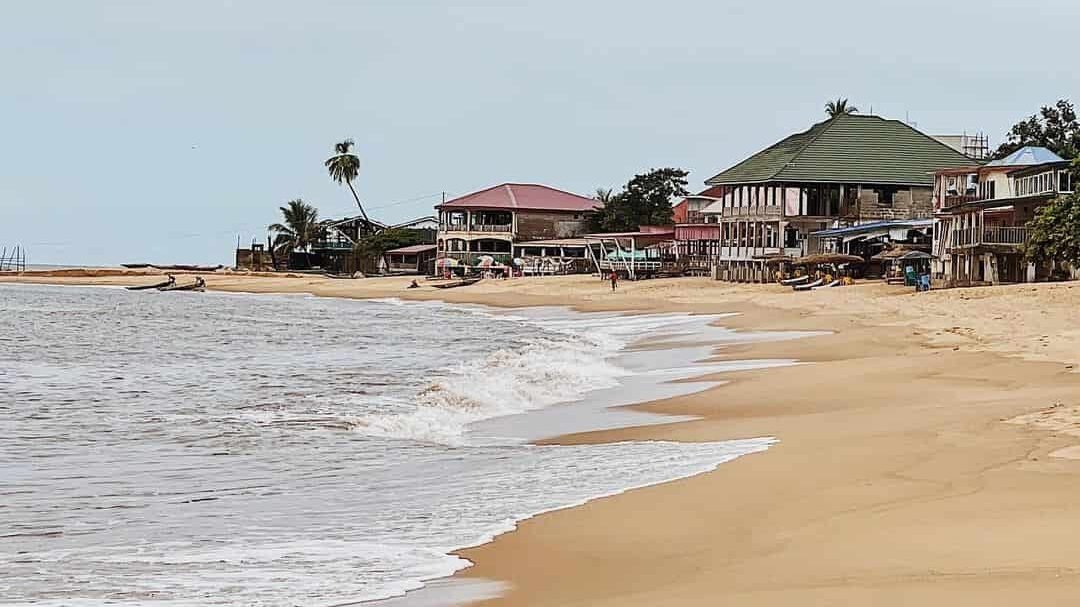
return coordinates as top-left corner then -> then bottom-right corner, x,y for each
355,332 -> 629,444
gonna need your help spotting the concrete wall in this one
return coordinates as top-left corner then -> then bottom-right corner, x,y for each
516,211 -> 591,240
857,186 -> 933,219
235,248 -> 275,270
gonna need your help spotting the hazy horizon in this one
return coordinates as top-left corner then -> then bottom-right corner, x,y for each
3,0 -> 1078,266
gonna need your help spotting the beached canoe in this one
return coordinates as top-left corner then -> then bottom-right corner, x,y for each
157,282 -> 204,292
431,278 -> 481,289
127,280 -> 172,291
793,278 -> 825,291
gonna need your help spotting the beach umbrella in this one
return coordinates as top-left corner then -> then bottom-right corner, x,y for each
435,257 -> 459,268
512,258 -> 524,266
477,255 -> 495,268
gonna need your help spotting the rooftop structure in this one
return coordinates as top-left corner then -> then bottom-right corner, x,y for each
706,114 -> 978,187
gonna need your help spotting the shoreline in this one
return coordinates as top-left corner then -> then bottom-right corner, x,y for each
7,273 -> 1080,604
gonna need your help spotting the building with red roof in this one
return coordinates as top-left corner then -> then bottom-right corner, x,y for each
435,183 -> 599,267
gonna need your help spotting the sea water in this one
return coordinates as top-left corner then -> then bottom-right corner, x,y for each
0,284 -> 804,606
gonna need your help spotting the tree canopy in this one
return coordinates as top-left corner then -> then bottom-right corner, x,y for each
994,99 -> 1080,160
268,199 -> 323,255
825,98 -> 858,118
589,168 -> 689,232
325,139 -> 372,223
353,228 -> 430,259
1025,184 -> 1080,268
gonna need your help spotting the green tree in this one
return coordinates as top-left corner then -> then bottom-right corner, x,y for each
268,199 -> 323,256
353,228 -> 430,259
825,98 -> 858,118
1025,186 -> 1080,268
324,139 -> 371,222
994,99 -> 1080,160
590,168 -> 689,232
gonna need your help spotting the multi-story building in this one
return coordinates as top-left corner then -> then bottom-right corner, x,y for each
435,183 -> 598,267
676,114 -> 980,282
933,146 -> 1075,286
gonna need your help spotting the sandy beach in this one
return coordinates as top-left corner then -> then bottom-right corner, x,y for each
6,271 -> 1080,604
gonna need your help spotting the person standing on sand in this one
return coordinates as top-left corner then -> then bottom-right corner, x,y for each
609,270 -> 618,292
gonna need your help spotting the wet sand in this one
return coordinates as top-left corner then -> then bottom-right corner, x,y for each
6,271 -> 1080,604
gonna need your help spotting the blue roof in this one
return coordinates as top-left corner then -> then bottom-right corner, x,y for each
812,219 -> 932,238
985,146 -> 1066,167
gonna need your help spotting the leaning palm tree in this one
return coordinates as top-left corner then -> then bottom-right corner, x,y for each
825,98 -> 859,118
324,139 -> 370,222
268,199 -> 322,257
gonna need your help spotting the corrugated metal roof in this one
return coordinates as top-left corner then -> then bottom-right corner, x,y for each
985,146 -> 1066,167
437,183 -> 599,212
385,244 -> 436,254
706,114 -> 980,187
812,219 -> 932,238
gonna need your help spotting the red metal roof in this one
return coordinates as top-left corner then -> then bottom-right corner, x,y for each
436,183 -> 600,212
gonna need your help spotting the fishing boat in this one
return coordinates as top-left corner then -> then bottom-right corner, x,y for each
157,282 -> 204,292
126,279 -> 172,291
431,278 -> 481,289
792,278 -> 825,291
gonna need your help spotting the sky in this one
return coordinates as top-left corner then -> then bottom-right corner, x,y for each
2,0 -> 1078,266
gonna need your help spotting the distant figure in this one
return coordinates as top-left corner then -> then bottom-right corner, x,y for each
408,279 -> 420,289
609,270 -> 618,292
166,273 -> 176,286
194,276 -> 206,288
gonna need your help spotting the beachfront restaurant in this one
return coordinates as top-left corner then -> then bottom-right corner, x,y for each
511,239 -> 590,275
584,227 -> 677,280
384,244 -> 437,275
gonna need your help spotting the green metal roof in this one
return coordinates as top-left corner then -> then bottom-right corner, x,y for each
705,114 -> 981,187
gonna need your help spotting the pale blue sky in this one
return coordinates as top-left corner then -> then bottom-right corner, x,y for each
3,0 -> 1078,265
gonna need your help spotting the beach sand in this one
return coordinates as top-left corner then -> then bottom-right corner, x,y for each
6,271 -> 1080,604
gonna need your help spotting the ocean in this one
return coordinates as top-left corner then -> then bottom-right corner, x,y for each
0,284 -> 809,606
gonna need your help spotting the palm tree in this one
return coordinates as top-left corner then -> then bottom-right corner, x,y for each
595,188 -> 615,204
825,98 -> 859,118
268,199 -> 322,256
324,139 -> 370,222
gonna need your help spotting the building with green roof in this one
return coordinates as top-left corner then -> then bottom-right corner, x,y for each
675,114 -> 981,282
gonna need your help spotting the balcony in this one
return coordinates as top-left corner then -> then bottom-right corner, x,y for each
439,223 -> 513,234
716,205 -> 782,218
952,226 -> 1027,248
983,226 -> 1027,245
943,194 -> 981,207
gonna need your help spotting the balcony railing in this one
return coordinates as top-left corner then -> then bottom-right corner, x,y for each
983,226 -> 1027,245
439,223 -> 513,233
716,205 -> 782,218
856,208 -> 934,221
952,226 -> 1027,247
944,194 -> 981,207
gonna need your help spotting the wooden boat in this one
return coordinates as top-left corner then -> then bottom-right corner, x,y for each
324,272 -> 360,280
157,282 -> 204,292
431,278 -> 481,289
812,279 -> 842,290
127,280 -> 172,291
792,278 -> 825,291
780,275 -> 810,286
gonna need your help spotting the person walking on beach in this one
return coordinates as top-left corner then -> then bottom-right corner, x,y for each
609,270 -> 618,292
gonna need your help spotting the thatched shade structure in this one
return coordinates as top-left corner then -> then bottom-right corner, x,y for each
794,254 -> 865,266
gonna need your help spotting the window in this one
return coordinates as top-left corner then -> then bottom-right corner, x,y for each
875,186 -> 898,208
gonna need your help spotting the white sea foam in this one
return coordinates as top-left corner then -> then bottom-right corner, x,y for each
4,285 -> 813,607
